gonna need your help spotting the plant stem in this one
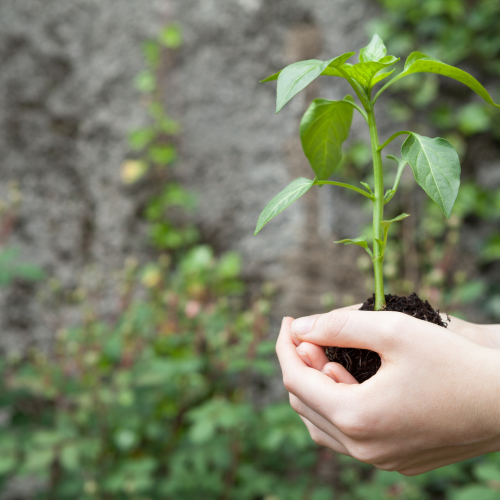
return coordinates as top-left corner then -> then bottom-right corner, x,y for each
367,107 -> 386,310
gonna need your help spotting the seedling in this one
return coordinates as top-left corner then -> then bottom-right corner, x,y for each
255,34 -> 500,311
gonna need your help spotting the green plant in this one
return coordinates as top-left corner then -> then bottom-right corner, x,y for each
0,248 -> 337,500
124,23 -> 199,253
255,35 -> 500,310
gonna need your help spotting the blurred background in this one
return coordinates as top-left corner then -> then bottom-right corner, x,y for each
1,0 -> 500,498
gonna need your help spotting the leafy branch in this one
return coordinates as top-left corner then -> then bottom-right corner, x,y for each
255,34 -> 498,309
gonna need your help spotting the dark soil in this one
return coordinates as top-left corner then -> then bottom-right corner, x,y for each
325,293 -> 448,383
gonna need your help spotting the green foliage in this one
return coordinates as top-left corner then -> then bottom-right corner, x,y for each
256,32 -> 500,309
300,97 -> 354,181
401,134 -> 461,218
254,178 -> 314,235
375,51 -> 500,107
0,251 -> 326,499
334,236 -> 373,258
0,247 -> 45,286
125,25 -> 198,252
272,53 -> 355,113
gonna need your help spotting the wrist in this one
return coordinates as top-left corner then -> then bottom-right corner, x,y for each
482,324 -> 500,349
472,348 -> 500,454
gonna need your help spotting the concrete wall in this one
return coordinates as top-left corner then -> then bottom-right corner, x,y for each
0,0 -> 380,351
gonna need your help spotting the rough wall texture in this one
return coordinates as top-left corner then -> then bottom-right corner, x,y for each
0,0 -> 167,351
169,0 -> 381,319
0,0 -> 380,352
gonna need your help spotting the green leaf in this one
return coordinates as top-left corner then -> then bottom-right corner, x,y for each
360,182 -> 373,194
334,236 -> 373,257
380,213 -> 410,230
474,463 -> 500,483
260,71 -> 280,83
159,24 -> 183,49
300,97 -> 354,180
452,485 -> 499,500
398,52 -> 500,108
386,155 -> 408,170
255,178 -> 314,235
135,71 -> 156,93
401,133 -> 461,218
275,52 -> 355,113
371,69 -> 395,87
359,34 -> 387,63
341,56 -> 400,91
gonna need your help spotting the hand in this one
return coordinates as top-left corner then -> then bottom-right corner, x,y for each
444,314 -> 500,349
276,310 -> 500,476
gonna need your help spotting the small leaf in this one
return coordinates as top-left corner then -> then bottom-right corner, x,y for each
360,182 -> 373,194
260,71 -> 281,83
342,57 -> 400,91
300,97 -> 354,180
159,24 -> 183,49
255,178 -> 314,235
135,71 -> 156,93
401,133 -> 461,218
371,69 -> 395,87
275,52 -> 355,113
374,238 -> 384,248
400,52 -> 500,108
359,34 -> 387,63
334,236 -> 373,257
381,213 -> 410,230
387,155 -> 408,170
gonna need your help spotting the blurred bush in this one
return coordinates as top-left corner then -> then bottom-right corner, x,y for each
0,247 -> 327,499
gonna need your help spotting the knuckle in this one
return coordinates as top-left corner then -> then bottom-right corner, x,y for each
374,462 -> 400,472
308,427 -> 325,447
289,394 -> 300,414
282,375 -> 294,393
324,311 -> 350,339
336,412 -> 373,440
349,445 -> 381,465
398,468 -> 420,477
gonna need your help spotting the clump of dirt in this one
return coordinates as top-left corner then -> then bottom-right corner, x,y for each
325,293 -> 448,383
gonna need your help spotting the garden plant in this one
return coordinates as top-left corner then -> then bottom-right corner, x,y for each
256,34 -> 500,381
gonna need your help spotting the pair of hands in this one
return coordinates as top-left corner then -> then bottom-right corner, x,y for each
276,305 -> 500,475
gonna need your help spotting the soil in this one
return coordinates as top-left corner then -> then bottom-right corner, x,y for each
325,293 -> 448,383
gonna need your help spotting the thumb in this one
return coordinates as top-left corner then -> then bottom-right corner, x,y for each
291,310 -> 409,354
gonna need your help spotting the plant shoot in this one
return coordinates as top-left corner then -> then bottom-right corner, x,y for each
255,34 -> 500,310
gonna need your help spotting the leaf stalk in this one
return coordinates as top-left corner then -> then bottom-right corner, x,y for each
377,131 -> 411,152
315,180 -> 374,200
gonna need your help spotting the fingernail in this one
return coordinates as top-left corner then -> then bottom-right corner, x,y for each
296,347 -> 312,367
292,316 -> 317,335
322,368 -> 339,382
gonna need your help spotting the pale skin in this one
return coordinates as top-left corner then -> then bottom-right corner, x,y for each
276,305 -> 500,476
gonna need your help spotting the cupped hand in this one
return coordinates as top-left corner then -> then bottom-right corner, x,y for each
277,310 -> 500,475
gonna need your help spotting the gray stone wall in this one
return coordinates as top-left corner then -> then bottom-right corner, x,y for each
0,0 -> 167,351
0,0 -> 380,351
169,0 -> 380,318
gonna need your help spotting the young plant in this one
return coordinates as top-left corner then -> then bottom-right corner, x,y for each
255,34 -> 500,311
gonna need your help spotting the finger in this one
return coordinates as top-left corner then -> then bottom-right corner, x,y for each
277,318 -> 349,421
290,393 -> 348,446
290,306 -> 362,345
291,309 -> 440,354
290,315 -> 320,345
321,362 -> 359,385
299,415 -> 351,456
296,341 -> 329,370
337,303 -> 363,311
